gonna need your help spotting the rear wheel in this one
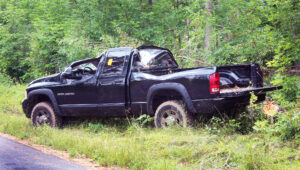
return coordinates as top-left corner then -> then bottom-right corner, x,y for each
154,100 -> 193,128
31,102 -> 62,128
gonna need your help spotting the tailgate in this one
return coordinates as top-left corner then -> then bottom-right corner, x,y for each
220,86 -> 282,97
217,63 -> 263,88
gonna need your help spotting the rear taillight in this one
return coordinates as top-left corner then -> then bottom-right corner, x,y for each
210,72 -> 220,94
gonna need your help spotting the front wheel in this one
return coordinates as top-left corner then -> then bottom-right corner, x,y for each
154,100 -> 193,128
31,102 -> 62,128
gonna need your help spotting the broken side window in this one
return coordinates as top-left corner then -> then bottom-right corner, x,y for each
102,56 -> 125,76
138,49 -> 177,69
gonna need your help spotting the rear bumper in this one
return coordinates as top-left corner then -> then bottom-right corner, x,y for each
192,86 -> 282,114
192,94 -> 265,114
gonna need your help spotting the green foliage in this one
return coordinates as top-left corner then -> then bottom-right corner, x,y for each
274,111 -> 300,140
0,72 -> 13,85
0,84 -> 26,114
234,111 -> 254,134
253,120 -> 270,134
0,0 -> 194,82
254,111 -> 300,141
204,113 -> 253,135
87,122 -> 105,133
269,74 -> 300,108
134,114 -> 154,127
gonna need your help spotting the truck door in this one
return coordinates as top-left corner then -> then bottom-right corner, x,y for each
58,58 -> 100,116
97,48 -> 131,117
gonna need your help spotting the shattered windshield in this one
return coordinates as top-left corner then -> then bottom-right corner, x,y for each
72,59 -> 99,71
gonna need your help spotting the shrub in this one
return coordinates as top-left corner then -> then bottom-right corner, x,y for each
0,73 -> 13,85
254,110 -> 300,141
274,111 -> 300,140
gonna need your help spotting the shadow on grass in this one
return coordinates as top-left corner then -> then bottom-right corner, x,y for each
62,116 -> 155,133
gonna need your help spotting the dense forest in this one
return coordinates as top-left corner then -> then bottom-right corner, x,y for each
1,0 -> 299,108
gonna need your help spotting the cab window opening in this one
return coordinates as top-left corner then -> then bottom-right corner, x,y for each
102,56 -> 126,75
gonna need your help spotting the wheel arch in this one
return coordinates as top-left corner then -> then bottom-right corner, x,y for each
146,83 -> 196,115
26,89 -> 62,118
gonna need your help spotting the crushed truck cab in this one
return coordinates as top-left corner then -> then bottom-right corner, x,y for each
22,46 -> 282,128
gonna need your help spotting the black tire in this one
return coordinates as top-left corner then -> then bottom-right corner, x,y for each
31,102 -> 62,128
154,100 -> 193,128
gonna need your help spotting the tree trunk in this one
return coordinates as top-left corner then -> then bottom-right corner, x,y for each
185,18 -> 190,42
139,0 -> 143,12
148,0 -> 152,5
204,0 -> 213,62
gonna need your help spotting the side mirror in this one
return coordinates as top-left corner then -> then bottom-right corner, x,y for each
61,67 -> 72,78
61,67 -> 81,80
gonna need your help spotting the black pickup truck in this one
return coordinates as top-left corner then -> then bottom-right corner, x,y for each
22,46 -> 281,128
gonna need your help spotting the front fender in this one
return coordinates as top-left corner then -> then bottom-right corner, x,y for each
27,89 -> 62,116
146,83 -> 196,115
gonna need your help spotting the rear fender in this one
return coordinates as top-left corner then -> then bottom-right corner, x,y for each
146,83 -> 196,115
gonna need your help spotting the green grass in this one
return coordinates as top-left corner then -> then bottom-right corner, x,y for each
0,84 -> 26,114
0,85 -> 299,169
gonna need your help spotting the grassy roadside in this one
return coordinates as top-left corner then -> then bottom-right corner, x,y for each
0,85 -> 299,169
0,84 -> 25,114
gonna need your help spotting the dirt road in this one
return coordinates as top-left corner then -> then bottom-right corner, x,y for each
0,136 -> 86,170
